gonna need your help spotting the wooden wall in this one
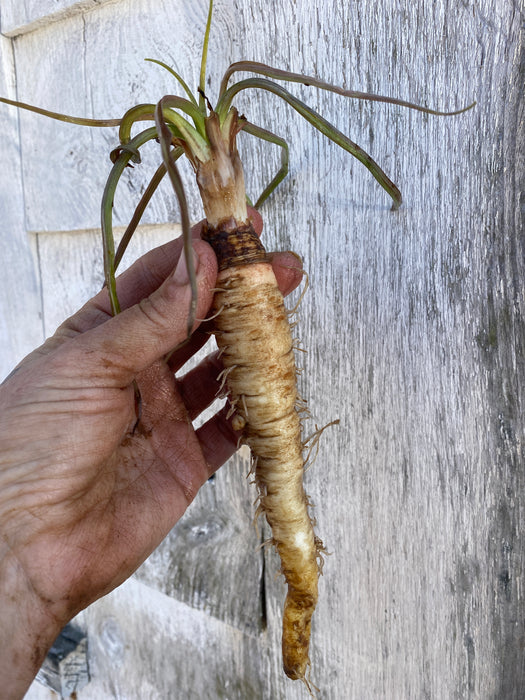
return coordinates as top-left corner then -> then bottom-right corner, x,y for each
0,0 -> 523,697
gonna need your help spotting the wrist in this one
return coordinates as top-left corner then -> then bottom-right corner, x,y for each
0,546 -> 62,699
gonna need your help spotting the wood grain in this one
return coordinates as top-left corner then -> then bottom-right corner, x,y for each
0,0 -> 118,37
0,0 -> 521,698
0,34 -> 42,380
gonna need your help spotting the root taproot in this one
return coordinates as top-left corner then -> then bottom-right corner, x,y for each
202,227 -> 323,681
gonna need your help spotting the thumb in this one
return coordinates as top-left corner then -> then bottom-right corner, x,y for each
77,239 -> 217,383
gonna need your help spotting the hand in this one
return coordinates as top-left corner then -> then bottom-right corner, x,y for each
0,210 -> 303,697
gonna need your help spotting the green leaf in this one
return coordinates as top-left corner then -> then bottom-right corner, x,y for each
219,61 -> 476,116
0,96 -> 121,126
101,126 -> 159,315
241,121 -> 289,208
145,58 -> 198,106
217,78 -> 402,208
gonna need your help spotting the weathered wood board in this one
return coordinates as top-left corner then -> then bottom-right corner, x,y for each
0,34 -> 42,379
0,0 -> 522,698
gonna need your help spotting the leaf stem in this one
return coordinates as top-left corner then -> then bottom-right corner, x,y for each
101,126 -> 159,314
199,0 -> 214,112
241,121 -> 289,208
154,101 -> 198,336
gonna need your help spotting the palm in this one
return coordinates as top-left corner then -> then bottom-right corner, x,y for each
3,333 -> 219,620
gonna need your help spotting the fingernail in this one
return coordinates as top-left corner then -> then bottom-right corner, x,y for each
172,249 -> 200,286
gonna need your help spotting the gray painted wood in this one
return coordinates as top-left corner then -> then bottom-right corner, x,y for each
0,0 -> 118,37
0,0 -> 519,698
0,34 -> 42,380
76,577 -> 272,699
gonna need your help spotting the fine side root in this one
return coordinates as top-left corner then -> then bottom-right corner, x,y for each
314,535 -> 330,575
225,399 -> 237,420
295,393 -> 310,412
301,668 -> 320,698
292,343 -> 308,353
247,453 -> 258,478
252,499 -> 265,536
216,363 -> 237,395
200,303 -> 224,321
287,267 -> 310,316
302,419 -> 340,472
240,393 -> 249,418
255,536 -> 275,552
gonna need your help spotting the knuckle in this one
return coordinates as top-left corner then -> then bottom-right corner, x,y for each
137,295 -> 168,329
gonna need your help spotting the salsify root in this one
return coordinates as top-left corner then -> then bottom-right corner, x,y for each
202,217 -> 324,682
